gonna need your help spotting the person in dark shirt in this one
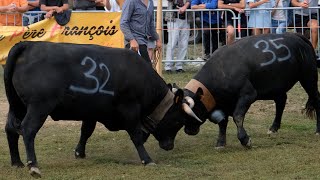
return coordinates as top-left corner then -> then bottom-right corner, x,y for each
40,0 -> 69,18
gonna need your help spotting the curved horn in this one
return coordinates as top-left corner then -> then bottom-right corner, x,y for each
184,96 -> 195,108
172,87 -> 178,93
182,103 -> 203,123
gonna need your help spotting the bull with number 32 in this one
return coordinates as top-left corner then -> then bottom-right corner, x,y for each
172,33 -> 320,148
4,41 -> 199,178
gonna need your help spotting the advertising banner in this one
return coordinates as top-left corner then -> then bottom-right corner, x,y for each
0,12 -> 124,64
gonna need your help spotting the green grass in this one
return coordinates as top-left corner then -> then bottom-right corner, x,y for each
1,67 -> 320,179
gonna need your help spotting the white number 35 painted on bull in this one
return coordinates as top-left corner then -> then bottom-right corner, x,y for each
254,38 -> 291,67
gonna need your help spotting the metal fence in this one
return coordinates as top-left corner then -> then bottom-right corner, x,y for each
160,7 -> 320,63
1,7 -> 320,64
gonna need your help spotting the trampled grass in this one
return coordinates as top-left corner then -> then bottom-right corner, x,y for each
1,66 -> 320,179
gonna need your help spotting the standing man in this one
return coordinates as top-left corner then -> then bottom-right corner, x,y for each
0,0 -> 29,26
120,0 -> 162,63
164,0 -> 190,73
191,0 -> 221,60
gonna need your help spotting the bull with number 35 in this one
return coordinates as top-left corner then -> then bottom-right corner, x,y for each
170,33 -> 320,148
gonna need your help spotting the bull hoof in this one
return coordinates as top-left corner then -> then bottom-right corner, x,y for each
267,130 -> 277,135
215,146 -> 225,150
146,162 -> 157,166
75,151 -> 86,159
315,132 -> 320,136
29,167 -> 41,178
12,161 -> 25,168
243,138 -> 252,149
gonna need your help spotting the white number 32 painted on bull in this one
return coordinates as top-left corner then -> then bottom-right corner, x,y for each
254,38 -> 291,67
69,56 -> 115,96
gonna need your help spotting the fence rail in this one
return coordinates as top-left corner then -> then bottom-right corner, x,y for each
1,7 -> 320,64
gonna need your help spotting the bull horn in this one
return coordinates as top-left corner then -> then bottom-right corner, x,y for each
182,103 -> 203,123
184,96 -> 195,108
172,87 -> 178,93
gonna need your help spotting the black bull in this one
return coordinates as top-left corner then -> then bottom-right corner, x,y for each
181,33 -> 320,147
4,41 -> 189,178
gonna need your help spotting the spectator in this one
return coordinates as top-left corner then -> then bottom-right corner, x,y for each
23,0 -> 43,26
191,0 -> 221,61
164,0 -> 190,73
106,0 -> 121,11
247,0 -> 272,35
0,0 -> 29,26
270,0 -> 290,34
120,0 -> 161,63
73,0 -> 96,10
95,0 -> 106,10
291,0 -> 318,49
40,0 -> 69,19
218,0 -> 246,45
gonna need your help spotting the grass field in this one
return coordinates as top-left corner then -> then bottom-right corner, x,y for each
1,66 -> 320,180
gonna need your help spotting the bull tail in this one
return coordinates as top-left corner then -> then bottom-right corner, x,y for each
4,42 -> 28,125
303,98 -> 317,119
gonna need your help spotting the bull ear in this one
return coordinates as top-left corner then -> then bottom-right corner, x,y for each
195,87 -> 204,99
174,89 -> 184,104
173,83 -> 180,89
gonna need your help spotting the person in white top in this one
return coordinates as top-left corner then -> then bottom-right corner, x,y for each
291,0 -> 318,49
105,0 -> 121,12
271,0 -> 290,34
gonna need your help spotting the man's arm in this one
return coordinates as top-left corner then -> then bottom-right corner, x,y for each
95,0 -> 106,7
0,5 -> 14,12
28,0 -> 40,8
120,0 -> 135,41
248,0 -> 269,8
15,5 -> 29,13
191,0 -> 206,9
40,0 -> 69,12
291,0 -> 308,8
106,0 -> 111,10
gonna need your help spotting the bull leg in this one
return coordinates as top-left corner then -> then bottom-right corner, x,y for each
119,103 -> 154,165
268,94 -> 287,134
216,117 -> 229,148
127,128 -> 154,165
298,66 -> 320,134
5,109 -> 24,167
233,80 -> 257,148
21,104 -> 50,178
74,120 -> 97,159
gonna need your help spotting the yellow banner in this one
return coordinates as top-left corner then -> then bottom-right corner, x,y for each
0,12 -> 124,64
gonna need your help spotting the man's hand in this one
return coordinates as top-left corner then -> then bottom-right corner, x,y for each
130,39 -> 139,52
300,0 -> 309,8
177,5 -> 187,14
44,10 -> 55,18
234,7 -> 244,13
6,3 -> 16,12
156,39 -> 162,50
56,7 -> 64,13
